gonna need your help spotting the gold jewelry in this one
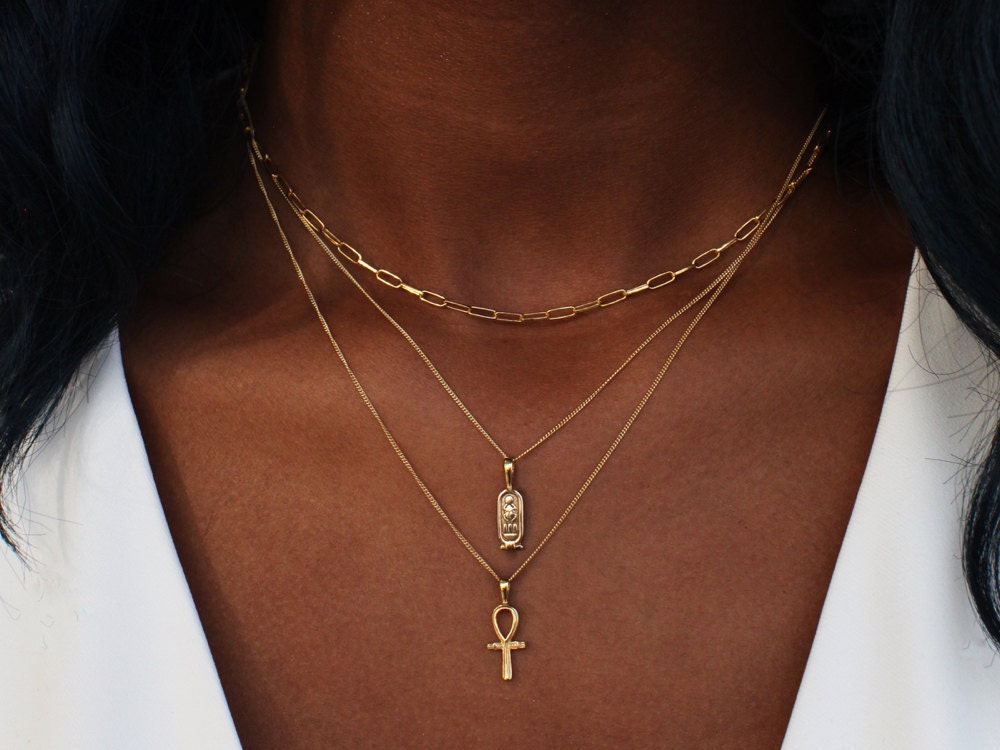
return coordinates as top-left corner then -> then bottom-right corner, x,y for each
265,124 -> 823,554
278,179 -> 739,552
246,108 -> 826,680
241,89 -> 825,552
247,132 -> 792,324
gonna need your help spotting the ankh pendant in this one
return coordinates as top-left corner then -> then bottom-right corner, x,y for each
486,579 -> 525,681
497,458 -> 524,550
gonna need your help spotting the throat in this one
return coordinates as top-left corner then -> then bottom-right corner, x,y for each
247,0 -> 823,308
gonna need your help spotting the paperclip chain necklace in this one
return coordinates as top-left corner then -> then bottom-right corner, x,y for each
252,146 -> 780,324
243,98 -> 825,553
247,113 -> 825,681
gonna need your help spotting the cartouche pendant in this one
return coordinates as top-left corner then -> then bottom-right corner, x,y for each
497,458 -> 524,550
487,579 -> 525,680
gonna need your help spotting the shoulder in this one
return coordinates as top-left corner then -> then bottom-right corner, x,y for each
0,333 -> 239,749
785,256 -> 1000,748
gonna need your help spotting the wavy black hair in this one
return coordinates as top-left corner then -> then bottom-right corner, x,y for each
3,0 -> 1000,642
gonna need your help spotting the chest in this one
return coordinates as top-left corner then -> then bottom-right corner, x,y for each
123,290 -> 902,748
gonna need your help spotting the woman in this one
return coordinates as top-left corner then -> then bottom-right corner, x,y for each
2,1 -> 999,747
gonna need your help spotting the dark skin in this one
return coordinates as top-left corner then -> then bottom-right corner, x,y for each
121,2 -> 915,748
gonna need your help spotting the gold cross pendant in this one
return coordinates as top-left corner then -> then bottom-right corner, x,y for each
487,580 -> 525,680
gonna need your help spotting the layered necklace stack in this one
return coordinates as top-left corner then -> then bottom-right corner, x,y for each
243,93 -> 826,680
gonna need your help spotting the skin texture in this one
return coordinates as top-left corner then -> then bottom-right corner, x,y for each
121,2 -> 915,747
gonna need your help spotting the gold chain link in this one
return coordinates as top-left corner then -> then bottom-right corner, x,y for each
243,101 -> 821,324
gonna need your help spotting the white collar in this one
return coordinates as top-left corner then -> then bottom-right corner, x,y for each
784,258 -> 1000,747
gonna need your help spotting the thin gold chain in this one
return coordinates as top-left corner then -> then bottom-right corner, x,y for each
244,106 -> 808,324
247,113 -> 825,584
281,182 -> 731,464
257,106 -> 825,464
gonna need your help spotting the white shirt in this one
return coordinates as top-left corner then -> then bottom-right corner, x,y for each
3,258 -> 1000,749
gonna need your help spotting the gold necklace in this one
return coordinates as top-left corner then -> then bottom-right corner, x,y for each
257,108 -> 825,553
248,137 -> 791,324
246,112 -> 826,681
281,188 -> 740,552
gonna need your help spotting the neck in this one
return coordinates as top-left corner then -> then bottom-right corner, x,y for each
250,1 -> 821,309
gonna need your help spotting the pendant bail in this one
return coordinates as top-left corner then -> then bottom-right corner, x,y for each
503,458 -> 515,492
499,579 -> 511,605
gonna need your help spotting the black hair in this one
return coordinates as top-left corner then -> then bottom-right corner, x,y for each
875,0 -> 1000,640
3,0 -> 1000,642
0,0 -> 260,548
